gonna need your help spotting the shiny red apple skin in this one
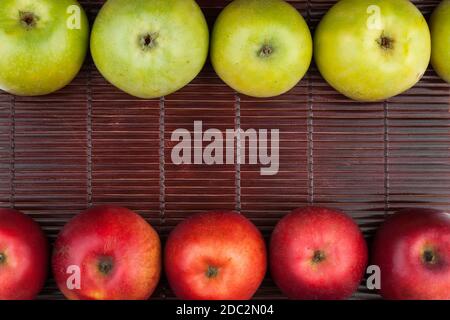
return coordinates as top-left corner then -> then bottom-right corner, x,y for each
270,207 -> 368,300
52,205 -> 161,300
0,208 -> 48,300
372,208 -> 450,300
165,211 -> 267,300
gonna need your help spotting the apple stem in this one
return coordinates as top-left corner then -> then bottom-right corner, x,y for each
377,34 -> 394,50
0,252 -> 5,264
205,266 -> 219,278
423,250 -> 438,265
19,11 -> 38,29
140,33 -> 158,51
312,250 -> 326,264
98,257 -> 114,275
258,44 -> 274,58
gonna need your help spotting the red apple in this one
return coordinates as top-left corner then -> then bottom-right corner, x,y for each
52,205 -> 161,300
165,211 -> 267,300
372,208 -> 450,300
0,208 -> 48,300
270,207 -> 368,300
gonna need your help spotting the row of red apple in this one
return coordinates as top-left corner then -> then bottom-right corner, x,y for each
0,0 -> 448,101
0,205 -> 448,300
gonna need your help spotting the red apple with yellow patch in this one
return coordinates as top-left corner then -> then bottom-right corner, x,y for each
52,205 -> 161,300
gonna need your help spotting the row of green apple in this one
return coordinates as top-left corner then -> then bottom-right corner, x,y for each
1,205 -> 449,300
0,0 -> 448,102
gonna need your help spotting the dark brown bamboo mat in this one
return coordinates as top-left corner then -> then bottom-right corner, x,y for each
0,0 -> 449,300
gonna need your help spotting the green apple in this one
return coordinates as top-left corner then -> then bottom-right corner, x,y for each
431,0 -> 450,83
91,0 -> 209,99
314,0 -> 431,102
211,0 -> 312,98
0,0 -> 89,96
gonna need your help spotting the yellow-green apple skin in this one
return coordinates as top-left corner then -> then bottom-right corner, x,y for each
211,0 -> 312,98
314,0 -> 431,102
91,0 -> 209,99
431,0 -> 450,83
0,0 -> 89,96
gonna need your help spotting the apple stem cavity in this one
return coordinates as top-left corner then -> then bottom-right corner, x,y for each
258,44 -> 274,58
0,252 -> 5,264
140,33 -> 158,51
312,250 -> 326,264
19,11 -> 38,29
423,249 -> 439,266
98,257 -> 114,275
205,266 -> 219,278
377,33 -> 394,50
